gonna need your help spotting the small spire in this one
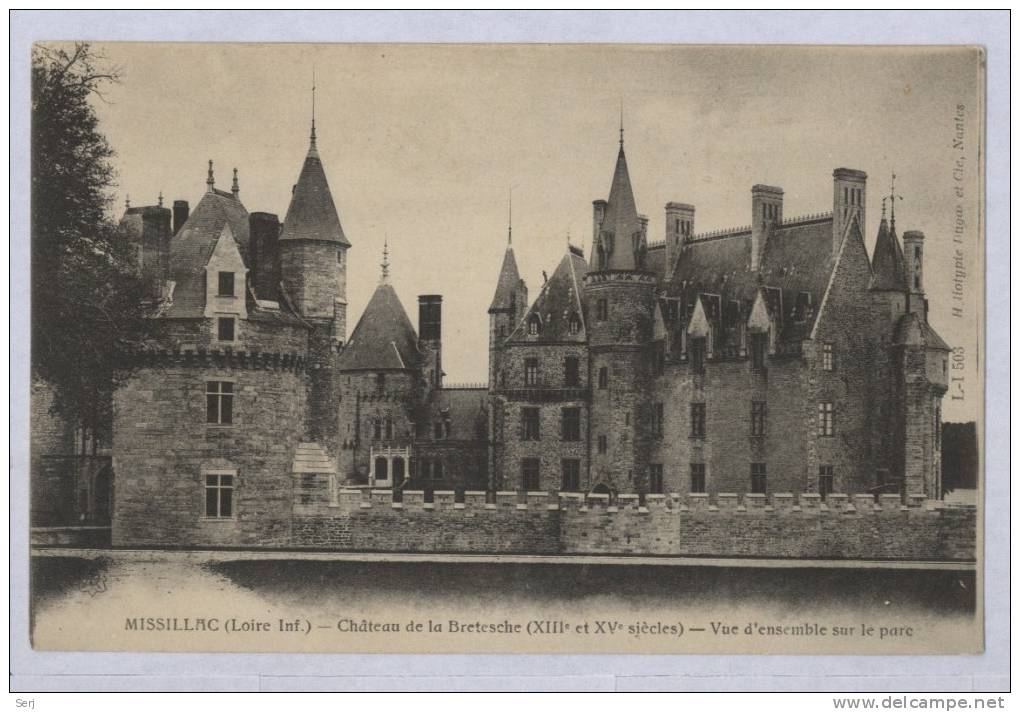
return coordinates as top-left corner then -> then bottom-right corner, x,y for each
881,196 -> 887,220
310,66 -> 317,150
157,191 -> 163,208
889,171 -> 902,226
507,186 -> 513,246
619,99 -> 624,147
380,237 -> 390,284
232,167 -> 239,198
207,160 -> 215,193
124,194 -> 130,209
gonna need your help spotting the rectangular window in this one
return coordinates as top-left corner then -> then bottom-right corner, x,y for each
751,332 -> 767,371
217,316 -> 236,342
822,342 -> 835,371
564,356 -> 580,387
217,271 -> 235,297
751,463 -> 767,494
654,341 -> 666,375
385,417 -> 394,440
649,464 -> 664,494
522,458 -> 540,490
651,402 -> 664,439
376,373 -> 386,393
818,401 -> 834,437
299,473 -> 315,505
524,358 -> 539,386
690,463 -> 706,493
597,366 -> 608,389
204,473 -> 234,517
522,407 -> 540,441
690,338 -> 706,374
751,401 -> 767,436
373,419 -> 382,440
690,403 -> 706,438
561,459 -> 580,491
432,460 -> 444,480
561,407 -> 581,441
819,465 -> 834,499
597,434 -> 607,454
596,298 -> 608,322
206,381 -> 234,425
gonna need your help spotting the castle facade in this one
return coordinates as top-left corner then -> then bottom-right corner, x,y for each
35,115 -> 950,549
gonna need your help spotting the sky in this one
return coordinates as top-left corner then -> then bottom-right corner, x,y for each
88,43 -> 982,421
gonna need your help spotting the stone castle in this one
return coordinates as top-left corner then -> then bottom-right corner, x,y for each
31,111 -> 959,554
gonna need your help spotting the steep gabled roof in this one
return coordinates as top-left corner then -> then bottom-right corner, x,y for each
870,217 -> 907,291
164,189 -> 250,318
666,216 -> 836,345
509,248 -> 588,342
280,141 -> 350,246
489,246 -> 522,312
337,283 -> 420,371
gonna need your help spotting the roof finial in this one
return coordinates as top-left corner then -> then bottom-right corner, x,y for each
232,167 -> 239,198
881,196 -> 887,219
619,99 -> 624,147
566,225 -> 571,247
310,66 -> 317,149
125,194 -> 130,209
157,191 -> 163,208
507,186 -> 513,246
889,171 -> 902,226
380,237 -> 390,284
207,160 -> 215,193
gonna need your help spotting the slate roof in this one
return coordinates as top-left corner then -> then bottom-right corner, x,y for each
894,312 -> 952,351
428,387 -> 488,441
509,248 -> 588,342
489,245 -> 522,312
646,242 -> 667,282
665,216 -> 836,346
870,217 -> 907,291
597,145 -> 643,271
163,189 -> 251,319
280,141 -> 350,246
337,283 -> 420,371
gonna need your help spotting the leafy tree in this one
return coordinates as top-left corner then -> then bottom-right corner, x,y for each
31,43 -> 150,450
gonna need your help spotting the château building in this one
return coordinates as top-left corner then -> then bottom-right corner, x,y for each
30,109 -> 950,548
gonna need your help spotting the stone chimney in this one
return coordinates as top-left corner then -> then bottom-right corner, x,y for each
665,202 -> 695,272
751,184 -> 783,271
832,168 -> 867,256
903,230 -> 926,317
249,212 -> 281,301
418,295 -> 443,389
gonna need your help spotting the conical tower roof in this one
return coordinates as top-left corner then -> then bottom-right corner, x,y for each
871,215 -> 906,291
280,134 -> 350,246
489,246 -> 522,312
597,142 -> 642,271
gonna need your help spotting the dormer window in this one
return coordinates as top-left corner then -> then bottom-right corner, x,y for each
568,313 -> 581,335
690,337 -> 706,375
217,316 -> 236,342
217,271 -> 235,297
822,342 -> 834,371
751,332 -> 768,372
527,314 -> 542,336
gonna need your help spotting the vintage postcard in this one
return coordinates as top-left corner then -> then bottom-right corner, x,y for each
28,42 -> 984,655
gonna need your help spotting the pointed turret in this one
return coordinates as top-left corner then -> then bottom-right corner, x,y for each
279,133 -> 350,246
593,128 -> 646,271
871,201 -> 907,291
489,246 -> 522,313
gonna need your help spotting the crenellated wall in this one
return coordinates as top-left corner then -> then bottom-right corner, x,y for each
286,485 -> 975,561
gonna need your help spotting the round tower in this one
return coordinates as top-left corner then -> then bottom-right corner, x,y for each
584,132 -> 657,495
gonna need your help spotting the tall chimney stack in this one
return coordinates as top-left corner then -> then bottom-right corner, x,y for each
172,200 -> 190,236
418,295 -> 443,389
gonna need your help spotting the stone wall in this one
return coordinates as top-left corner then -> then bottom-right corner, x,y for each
30,380 -> 78,526
286,488 -> 976,561
111,357 -> 306,547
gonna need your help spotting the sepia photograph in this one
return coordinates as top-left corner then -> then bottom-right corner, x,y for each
24,38 -> 985,660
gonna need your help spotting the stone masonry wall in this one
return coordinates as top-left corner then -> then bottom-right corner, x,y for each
112,360 -> 306,547
286,489 -> 975,561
